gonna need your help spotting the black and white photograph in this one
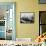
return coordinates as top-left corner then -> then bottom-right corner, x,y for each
20,12 -> 34,23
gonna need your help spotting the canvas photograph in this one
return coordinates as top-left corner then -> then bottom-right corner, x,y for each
20,12 -> 34,23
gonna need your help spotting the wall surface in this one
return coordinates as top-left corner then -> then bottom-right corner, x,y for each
0,0 -> 46,40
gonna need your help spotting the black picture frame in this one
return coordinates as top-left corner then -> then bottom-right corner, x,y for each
20,12 -> 35,24
39,11 -> 46,35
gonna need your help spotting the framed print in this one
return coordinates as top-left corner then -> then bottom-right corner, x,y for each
0,2 -> 16,40
20,12 -> 34,24
39,0 -> 46,4
39,11 -> 46,35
